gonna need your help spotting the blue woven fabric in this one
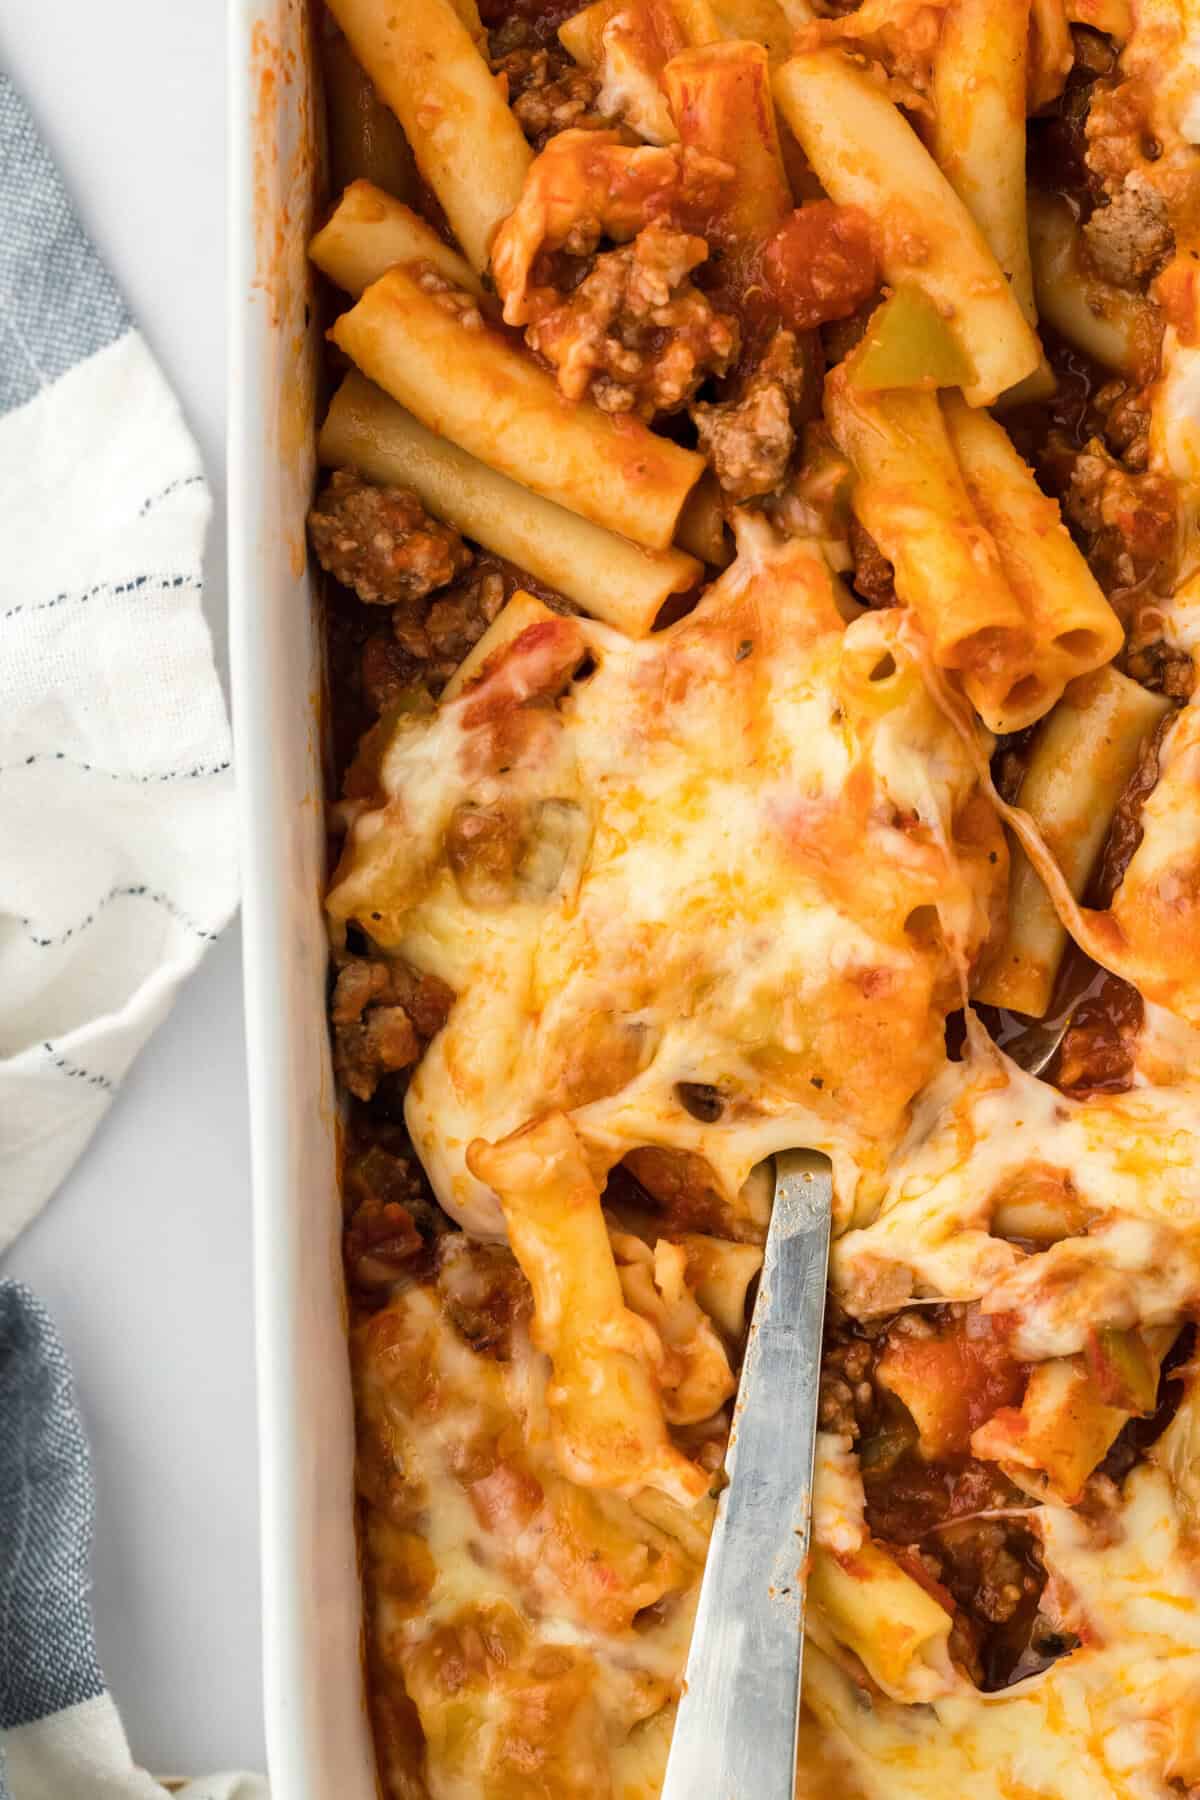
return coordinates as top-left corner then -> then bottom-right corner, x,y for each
0,1281 -> 105,1763
0,73 -> 131,417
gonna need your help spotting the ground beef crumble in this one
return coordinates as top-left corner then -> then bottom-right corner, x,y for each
848,516 -> 896,608
1045,430 -> 1176,597
493,45 -> 608,148
1056,972 -> 1143,1095
1082,178 -> 1174,288
1093,376 -> 1154,469
346,556 -> 570,729
819,1332 -> 877,1440
357,567 -> 506,714
411,261 -> 488,330
1124,634 -> 1195,700
691,329 -> 808,500
331,954 -> 454,1102
343,1117 -> 450,1301
526,224 -> 739,416
933,1521 -> 1042,1626
391,567 -> 507,692
817,1308 -> 1078,1689
436,1235 -> 532,1360
309,469 -> 472,606
1029,41 -> 1179,297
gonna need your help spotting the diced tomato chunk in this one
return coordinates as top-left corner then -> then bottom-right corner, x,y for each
762,202 -> 879,334
878,1313 -> 1027,1461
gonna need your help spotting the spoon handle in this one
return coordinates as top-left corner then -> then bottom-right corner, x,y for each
661,1149 -> 833,1800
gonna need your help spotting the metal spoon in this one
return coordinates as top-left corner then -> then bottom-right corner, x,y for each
999,1009 -> 1073,1077
661,1148 -> 834,1800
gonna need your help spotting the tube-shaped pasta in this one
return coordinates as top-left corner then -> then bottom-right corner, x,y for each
1028,0 -> 1074,109
560,0 -> 720,142
825,369 -> 1049,733
1028,190 -> 1159,378
932,0 -> 1035,329
663,42 -> 793,252
1066,0 -> 1132,37
677,1234 -> 764,1338
560,0 -> 720,64
943,395 -> 1123,690
675,469 -> 732,565
440,591 -> 557,702
467,1114 -> 711,1506
310,180 -> 482,299
972,1331 -> 1173,1501
320,29 -> 418,200
772,49 -> 1041,405
319,372 -> 702,632
324,0 -> 532,273
712,0 -> 808,59
973,666 -> 1170,1015
445,0 -> 484,40
440,597 -> 564,709
331,266 -> 704,551
972,1361 -> 1128,1501
808,1543 -> 955,1703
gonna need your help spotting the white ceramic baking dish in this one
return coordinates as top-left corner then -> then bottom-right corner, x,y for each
227,4 -> 377,1796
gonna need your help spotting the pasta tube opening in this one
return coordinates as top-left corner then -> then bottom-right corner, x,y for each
318,371 -> 703,633
331,264 -> 705,552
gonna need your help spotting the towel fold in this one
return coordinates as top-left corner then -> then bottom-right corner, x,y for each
0,1283 -> 267,1800
0,69 -> 239,1253
0,66 -> 251,1800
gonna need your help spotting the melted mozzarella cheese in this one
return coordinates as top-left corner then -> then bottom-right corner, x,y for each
835,1048 -> 1200,1356
329,522 -> 1004,1237
813,1432 -> 868,1554
357,1279 -> 708,1800
802,1454 -> 1200,1800
336,0 -> 1200,1779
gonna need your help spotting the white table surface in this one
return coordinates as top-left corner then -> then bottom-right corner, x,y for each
0,1 -> 267,1779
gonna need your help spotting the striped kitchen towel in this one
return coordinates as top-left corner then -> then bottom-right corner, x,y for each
0,70 -> 238,1251
0,1282 -> 267,1800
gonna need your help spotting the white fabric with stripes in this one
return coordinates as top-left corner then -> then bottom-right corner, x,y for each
0,327 -> 238,1251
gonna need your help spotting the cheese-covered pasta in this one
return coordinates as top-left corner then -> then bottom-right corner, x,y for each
306,0 -> 1200,1791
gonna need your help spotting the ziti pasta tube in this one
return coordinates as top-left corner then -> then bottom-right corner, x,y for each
1028,0 -> 1074,109
1028,190 -> 1160,378
825,369 -> 1047,733
324,0 -> 532,272
320,28 -> 418,200
560,0 -> 720,143
974,666 -> 1170,1016
931,0 -> 1053,426
808,1542 -> 956,1704
972,1331 -> 1174,1502
712,0 -> 812,58
932,0 -> 1036,329
310,180 -> 482,300
773,47 -> 1041,405
319,372 -> 703,632
331,264 -> 705,552
468,1113 -> 712,1506
663,40 -> 792,254
560,0 -> 721,65
943,395 -> 1123,691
